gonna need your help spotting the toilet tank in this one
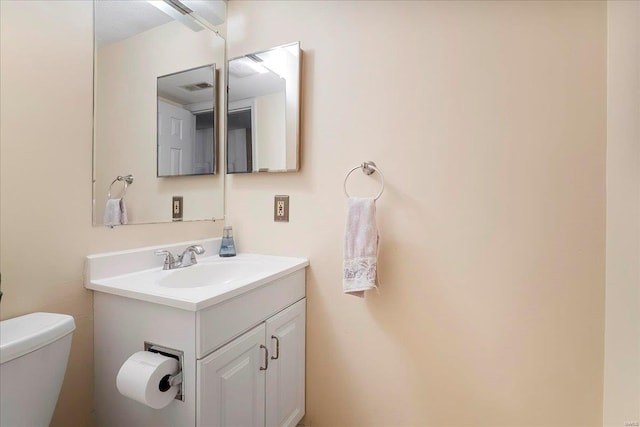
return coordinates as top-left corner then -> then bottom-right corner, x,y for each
0,312 -> 75,427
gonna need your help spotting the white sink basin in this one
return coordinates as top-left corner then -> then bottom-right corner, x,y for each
158,260 -> 267,288
85,242 -> 309,311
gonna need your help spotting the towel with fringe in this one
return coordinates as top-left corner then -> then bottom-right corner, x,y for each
343,197 -> 378,297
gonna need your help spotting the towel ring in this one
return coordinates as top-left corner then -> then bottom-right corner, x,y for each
107,175 -> 134,199
343,161 -> 384,201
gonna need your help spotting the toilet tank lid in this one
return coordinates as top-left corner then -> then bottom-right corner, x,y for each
0,312 -> 75,364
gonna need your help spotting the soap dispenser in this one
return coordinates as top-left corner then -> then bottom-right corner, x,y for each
219,226 -> 236,257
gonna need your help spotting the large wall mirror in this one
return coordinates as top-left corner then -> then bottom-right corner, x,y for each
227,42 -> 301,173
93,0 -> 226,225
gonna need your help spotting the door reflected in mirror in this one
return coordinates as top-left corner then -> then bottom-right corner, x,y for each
227,42 -> 301,173
157,65 -> 217,177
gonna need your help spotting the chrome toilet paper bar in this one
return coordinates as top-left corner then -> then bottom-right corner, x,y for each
145,342 -> 185,402
159,371 -> 183,392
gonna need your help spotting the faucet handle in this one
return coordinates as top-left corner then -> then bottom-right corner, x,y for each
154,249 -> 176,270
185,245 -> 205,255
179,245 -> 205,267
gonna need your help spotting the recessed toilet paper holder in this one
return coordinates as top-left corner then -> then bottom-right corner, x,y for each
144,342 -> 185,402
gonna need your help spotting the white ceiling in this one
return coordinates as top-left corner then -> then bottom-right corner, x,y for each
158,66 -> 215,106
95,0 -> 226,48
95,1 -> 173,47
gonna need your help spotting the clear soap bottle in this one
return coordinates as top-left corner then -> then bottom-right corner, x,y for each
219,226 -> 236,257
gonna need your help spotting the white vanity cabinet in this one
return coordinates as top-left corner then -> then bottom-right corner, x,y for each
87,242 -> 309,427
197,299 -> 305,427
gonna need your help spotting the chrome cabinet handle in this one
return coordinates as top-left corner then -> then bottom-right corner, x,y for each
260,345 -> 269,370
271,335 -> 280,360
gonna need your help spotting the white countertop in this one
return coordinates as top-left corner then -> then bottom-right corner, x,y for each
85,241 -> 308,311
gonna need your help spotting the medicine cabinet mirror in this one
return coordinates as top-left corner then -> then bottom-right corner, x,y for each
93,0 -> 226,225
157,64 -> 217,177
227,42 -> 301,173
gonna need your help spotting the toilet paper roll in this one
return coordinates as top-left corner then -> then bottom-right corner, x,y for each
116,351 -> 180,409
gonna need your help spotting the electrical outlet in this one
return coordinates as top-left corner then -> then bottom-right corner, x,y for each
172,196 -> 183,221
274,195 -> 289,222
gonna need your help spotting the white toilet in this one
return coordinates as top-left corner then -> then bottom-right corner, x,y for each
0,312 -> 75,427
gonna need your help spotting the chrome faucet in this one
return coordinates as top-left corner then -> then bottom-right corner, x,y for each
178,245 -> 205,268
155,245 -> 205,270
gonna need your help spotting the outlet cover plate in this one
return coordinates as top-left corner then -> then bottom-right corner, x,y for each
172,196 -> 183,221
274,195 -> 289,222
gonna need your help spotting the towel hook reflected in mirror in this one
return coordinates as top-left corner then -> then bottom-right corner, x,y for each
107,175 -> 134,200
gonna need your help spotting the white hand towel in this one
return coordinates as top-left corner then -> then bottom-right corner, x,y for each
343,197 -> 379,297
104,198 -> 127,227
119,198 -> 128,225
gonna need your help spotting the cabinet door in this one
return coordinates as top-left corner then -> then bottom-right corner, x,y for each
197,323 -> 267,427
265,299 -> 306,427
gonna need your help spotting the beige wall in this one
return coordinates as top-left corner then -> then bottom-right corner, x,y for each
603,1 -> 640,425
226,1 -> 607,426
0,2 -> 223,425
0,1 -> 611,426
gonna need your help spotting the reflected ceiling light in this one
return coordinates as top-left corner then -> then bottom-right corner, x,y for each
254,50 -> 288,78
229,57 -> 269,78
244,58 -> 269,75
181,1 -> 226,27
165,0 -> 193,15
147,0 -> 226,33
147,1 -> 203,31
